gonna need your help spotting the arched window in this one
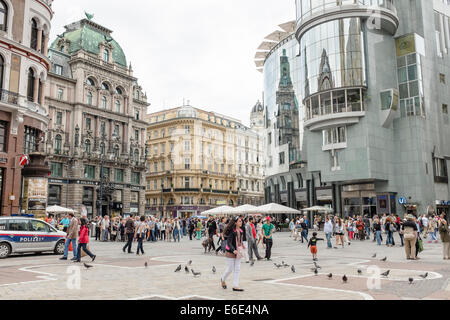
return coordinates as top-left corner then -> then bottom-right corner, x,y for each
0,55 -> 4,90
103,49 -> 109,62
85,140 -> 91,153
115,100 -> 120,113
27,68 -> 35,101
41,29 -> 45,53
31,18 -> 38,50
86,77 -> 95,86
116,87 -> 122,95
134,149 -> 139,163
0,1 -> 8,32
113,145 -> 120,158
87,91 -> 93,105
55,135 -> 62,154
101,96 -> 107,109
101,82 -> 109,91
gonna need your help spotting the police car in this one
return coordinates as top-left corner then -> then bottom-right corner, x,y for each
0,217 -> 67,258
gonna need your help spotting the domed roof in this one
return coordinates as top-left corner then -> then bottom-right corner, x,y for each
50,19 -> 127,67
252,100 -> 264,113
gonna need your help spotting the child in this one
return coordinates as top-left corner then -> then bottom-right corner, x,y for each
307,232 -> 324,261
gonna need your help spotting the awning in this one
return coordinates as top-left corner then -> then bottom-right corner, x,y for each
254,52 -> 268,60
265,30 -> 289,42
257,41 -> 277,51
46,205 -> 75,214
278,21 -> 296,33
247,203 -> 302,215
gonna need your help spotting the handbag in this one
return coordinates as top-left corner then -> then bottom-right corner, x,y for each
236,245 -> 245,259
389,224 -> 397,232
418,239 -> 424,253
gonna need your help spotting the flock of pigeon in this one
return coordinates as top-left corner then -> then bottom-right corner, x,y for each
84,252 -> 430,285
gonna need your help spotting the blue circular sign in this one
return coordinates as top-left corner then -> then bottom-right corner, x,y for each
398,197 -> 407,205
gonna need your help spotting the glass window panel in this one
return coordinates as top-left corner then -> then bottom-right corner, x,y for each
399,83 -> 409,99
397,56 -> 406,67
407,53 -> 416,65
407,65 -> 417,81
414,97 -> 421,116
400,100 -> 406,117
409,80 -> 419,97
397,67 -> 407,83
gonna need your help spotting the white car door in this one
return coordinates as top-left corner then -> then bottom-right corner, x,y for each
7,219 -> 32,252
29,220 -> 53,251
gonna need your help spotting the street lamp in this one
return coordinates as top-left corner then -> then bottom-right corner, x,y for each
98,131 -> 118,217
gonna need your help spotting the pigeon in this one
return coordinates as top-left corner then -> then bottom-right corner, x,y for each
327,273 -> 333,279
357,269 -> 362,275
381,270 -> 390,277
83,263 -> 93,270
343,275 -> 348,283
372,253 -> 377,258
381,257 -> 387,262
282,261 -> 290,267
314,268 -> 318,276
212,266 -> 216,274
185,266 -> 190,273
187,260 -> 192,266
409,278 -> 414,284
314,262 -> 322,269
291,265 -> 296,273
144,262 -> 148,268
274,263 -> 283,269
419,273 -> 428,279
191,269 -> 201,277
250,261 -> 255,267
174,264 -> 182,273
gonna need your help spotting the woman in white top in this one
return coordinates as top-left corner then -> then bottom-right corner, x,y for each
256,219 -> 265,249
334,217 -> 345,247
160,218 -> 166,241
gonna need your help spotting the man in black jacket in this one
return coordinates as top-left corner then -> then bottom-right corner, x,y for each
122,215 -> 135,254
207,217 -> 217,252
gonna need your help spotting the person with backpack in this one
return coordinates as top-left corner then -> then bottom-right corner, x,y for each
402,215 -> 419,260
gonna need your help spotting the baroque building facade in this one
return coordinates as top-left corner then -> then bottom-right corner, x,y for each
0,0 -> 54,216
45,17 -> 149,218
145,105 -> 264,218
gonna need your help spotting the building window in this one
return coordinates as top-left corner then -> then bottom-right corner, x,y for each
85,118 -> 91,130
55,64 -> 63,76
86,78 -> 95,86
102,82 -> 109,91
87,92 -> 93,105
268,132 -> 272,145
30,19 -> 38,50
115,169 -> 124,182
48,185 -> 61,206
185,140 -> 191,151
397,53 -> 424,117
50,162 -> 63,177
115,100 -> 120,113
135,129 -> 139,141
134,149 -> 139,163
132,172 -> 140,185
440,73 -> 446,84
56,111 -> 63,125
84,165 -> 95,179
101,167 -> 110,180
23,126 -> 39,154
135,109 -> 140,120
100,122 -> 105,135
101,96 -> 107,109
27,68 -> 35,101
184,177 -> 190,189
57,88 -> 63,100
185,158 -> 190,170
103,49 -> 109,62
0,1 -> 8,32
323,126 -> 347,146
0,120 -> 6,152
279,152 -> 285,165
85,140 -> 91,153
100,142 -> 105,156
443,104 -> 448,114
116,87 -> 122,95
54,135 -> 62,154
433,156 -> 448,182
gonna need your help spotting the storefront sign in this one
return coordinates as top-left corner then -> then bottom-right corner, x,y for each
440,201 -> 450,206
398,197 -> 407,205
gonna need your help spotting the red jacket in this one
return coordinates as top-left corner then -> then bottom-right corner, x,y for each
79,225 -> 89,244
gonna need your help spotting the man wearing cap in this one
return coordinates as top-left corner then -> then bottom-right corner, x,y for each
262,217 -> 275,261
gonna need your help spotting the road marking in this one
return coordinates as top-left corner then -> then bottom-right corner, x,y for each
129,294 -> 221,300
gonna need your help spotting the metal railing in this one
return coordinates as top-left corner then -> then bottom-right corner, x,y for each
0,89 -> 19,105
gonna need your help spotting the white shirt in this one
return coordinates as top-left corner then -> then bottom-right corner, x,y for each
422,217 -> 429,227
324,221 -> 333,233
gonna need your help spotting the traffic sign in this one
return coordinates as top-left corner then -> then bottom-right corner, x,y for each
19,155 -> 29,167
398,197 -> 407,205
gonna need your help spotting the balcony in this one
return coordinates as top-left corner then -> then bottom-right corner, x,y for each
0,89 -> 19,106
296,0 -> 399,40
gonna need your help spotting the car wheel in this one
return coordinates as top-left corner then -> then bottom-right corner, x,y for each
0,242 -> 11,259
54,240 -> 65,255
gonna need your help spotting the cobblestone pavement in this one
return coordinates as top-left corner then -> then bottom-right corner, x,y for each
0,232 -> 448,300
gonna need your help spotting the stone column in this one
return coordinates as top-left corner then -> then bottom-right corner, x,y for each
36,28 -> 43,53
124,96 -> 128,115
33,76 -> 39,102
96,88 -> 101,107
123,123 -> 128,153
43,34 -> 49,56
108,120 -> 113,152
39,81 -> 46,106
65,111 -> 71,144
111,92 -> 115,111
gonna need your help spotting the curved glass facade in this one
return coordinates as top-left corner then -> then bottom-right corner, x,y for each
296,0 -> 395,24
300,17 -> 367,99
263,35 -> 302,162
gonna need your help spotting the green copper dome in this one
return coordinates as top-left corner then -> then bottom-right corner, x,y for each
50,19 -> 127,67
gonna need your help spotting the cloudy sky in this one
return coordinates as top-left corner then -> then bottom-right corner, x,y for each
49,0 -> 296,126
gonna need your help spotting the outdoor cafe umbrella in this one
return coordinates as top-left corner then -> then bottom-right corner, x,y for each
247,203 -> 302,215
228,204 -> 257,215
46,205 -> 75,214
301,206 -> 333,213
202,205 -> 234,216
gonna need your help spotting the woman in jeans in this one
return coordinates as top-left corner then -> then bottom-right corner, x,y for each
160,218 -> 166,241
135,216 -> 147,255
373,217 -> 382,245
221,216 -> 245,292
75,218 -> 96,263
334,217 -> 345,247
385,217 -> 395,247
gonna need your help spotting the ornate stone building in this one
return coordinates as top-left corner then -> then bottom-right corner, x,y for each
45,17 -> 149,218
0,0 -> 54,216
145,104 -> 264,218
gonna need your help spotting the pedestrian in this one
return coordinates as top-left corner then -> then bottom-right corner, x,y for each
324,216 -> 333,249
428,215 -> 437,243
398,219 -> 405,247
135,216 -> 147,255
307,232 -> 324,261
242,217 -> 249,263
207,216 -> 217,251
402,215 -> 418,260
74,218 -> 96,263
262,217 -> 275,261
101,215 -> 110,242
385,217 -> 396,247
356,217 -> 365,241
59,212 -> 78,261
246,216 -> 263,262
61,214 -> 70,233
173,218 -> 181,242
221,216 -> 245,292
373,216 -> 382,245
122,215 -> 135,254
334,217 -> 345,248
166,219 -> 173,242
289,219 -> 295,238
421,214 -> 429,239
119,219 -> 125,242
160,218 -> 166,241
438,214 -> 450,260
196,219 -> 202,240
95,216 -> 101,241
188,219 -> 194,241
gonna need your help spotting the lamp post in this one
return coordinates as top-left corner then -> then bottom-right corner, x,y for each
98,131 -> 118,217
